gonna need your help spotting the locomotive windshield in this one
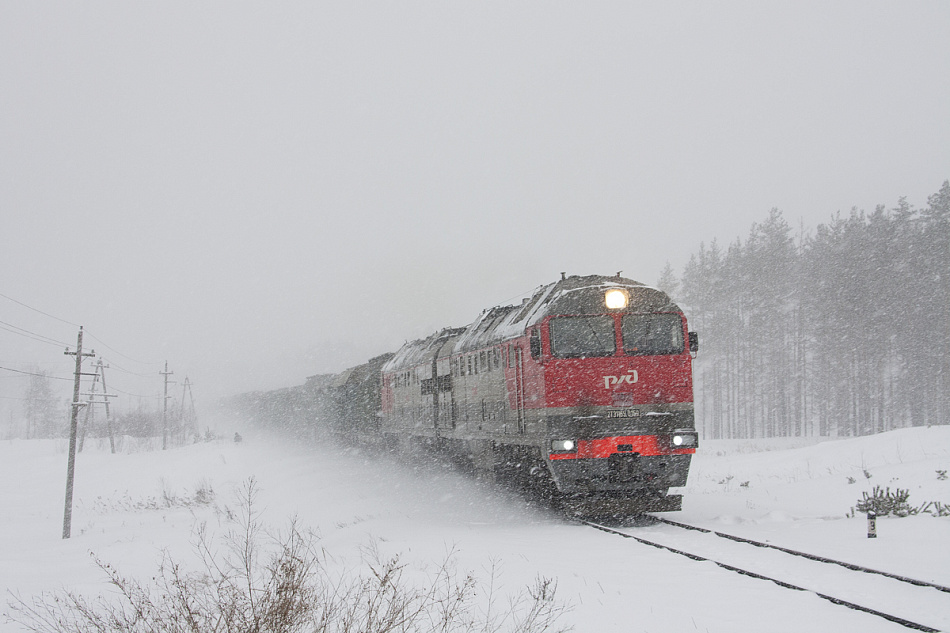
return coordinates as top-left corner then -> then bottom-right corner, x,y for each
622,313 -> 684,355
549,316 -> 615,358
549,314 -> 685,358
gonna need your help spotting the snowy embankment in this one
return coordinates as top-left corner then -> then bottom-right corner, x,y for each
1,426 -> 948,633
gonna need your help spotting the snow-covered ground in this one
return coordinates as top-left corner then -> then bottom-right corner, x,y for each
2,425 -> 948,632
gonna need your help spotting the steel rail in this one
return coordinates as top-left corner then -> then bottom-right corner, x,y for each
582,520 -> 941,633
652,515 -> 950,594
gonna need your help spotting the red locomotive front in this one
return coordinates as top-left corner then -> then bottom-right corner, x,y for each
380,274 -> 698,516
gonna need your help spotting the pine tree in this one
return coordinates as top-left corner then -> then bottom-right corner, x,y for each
656,261 -> 680,298
23,370 -> 62,439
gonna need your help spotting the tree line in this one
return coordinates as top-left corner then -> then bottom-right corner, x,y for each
659,181 -> 949,439
9,370 -> 179,441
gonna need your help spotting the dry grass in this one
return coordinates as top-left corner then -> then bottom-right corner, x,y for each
5,479 -> 570,633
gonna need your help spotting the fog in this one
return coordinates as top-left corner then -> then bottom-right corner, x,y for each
1,2 -> 948,418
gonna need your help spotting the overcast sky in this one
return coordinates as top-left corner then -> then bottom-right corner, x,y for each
1,2 -> 948,417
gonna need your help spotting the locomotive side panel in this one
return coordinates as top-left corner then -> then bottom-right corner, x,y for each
451,346 -> 508,437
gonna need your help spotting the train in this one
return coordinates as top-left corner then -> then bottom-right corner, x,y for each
235,273 -> 699,516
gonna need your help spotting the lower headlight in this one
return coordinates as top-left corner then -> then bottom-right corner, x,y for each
551,439 -> 577,452
671,432 -> 697,448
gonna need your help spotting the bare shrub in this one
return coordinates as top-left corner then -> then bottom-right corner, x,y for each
5,478 -> 570,633
86,479 -> 216,515
914,501 -> 950,517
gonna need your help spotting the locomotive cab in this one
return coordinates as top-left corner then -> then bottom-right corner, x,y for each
529,280 -> 700,514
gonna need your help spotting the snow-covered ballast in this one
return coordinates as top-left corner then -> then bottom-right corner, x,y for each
378,274 -> 699,515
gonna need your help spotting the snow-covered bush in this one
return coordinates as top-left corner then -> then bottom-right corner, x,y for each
854,485 -> 914,517
853,486 -> 950,518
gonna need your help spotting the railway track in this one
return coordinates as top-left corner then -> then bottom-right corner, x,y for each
581,516 -> 948,632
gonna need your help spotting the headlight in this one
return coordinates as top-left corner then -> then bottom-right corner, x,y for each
604,288 -> 629,310
671,432 -> 697,448
551,439 -> 577,452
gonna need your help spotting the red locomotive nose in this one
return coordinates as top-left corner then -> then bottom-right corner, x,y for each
545,356 -> 692,410
549,435 -> 695,460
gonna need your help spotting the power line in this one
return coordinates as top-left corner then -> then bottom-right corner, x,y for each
97,356 -> 157,377
83,330 -> 162,366
0,366 -> 158,397
0,319 -> 71,347
0,290 -> 161,367
107,383 -> 162,398
0,291 -> 80,327
0,365 -> 73,381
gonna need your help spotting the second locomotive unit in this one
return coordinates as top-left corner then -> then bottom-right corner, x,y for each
378,273 -> 699,515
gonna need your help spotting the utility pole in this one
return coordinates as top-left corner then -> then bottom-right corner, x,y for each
63,327 -> 95,539
180,376 -> 197,442
161,361 -> 174,450
77,368 -> 100,453
78,360 -> 117,454
97,361 -> 117,454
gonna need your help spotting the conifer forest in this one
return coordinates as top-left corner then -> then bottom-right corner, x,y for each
663,181 -> 950,439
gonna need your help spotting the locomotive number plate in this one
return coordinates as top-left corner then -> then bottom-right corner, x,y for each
606,408 -> 640,419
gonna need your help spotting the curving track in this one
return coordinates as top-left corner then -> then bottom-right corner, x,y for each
582,516 -> 949,632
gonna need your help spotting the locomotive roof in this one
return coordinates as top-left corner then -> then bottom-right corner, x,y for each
382,274 -> 680,373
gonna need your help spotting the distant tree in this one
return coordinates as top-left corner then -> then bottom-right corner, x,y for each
924,181 -> 950,425
23,370 -> 63,438
892,182 -> 950,427
656,262 -> 680,297
115,406 -> 162,437
746,209 -> 796,437
680,240 -> 731,438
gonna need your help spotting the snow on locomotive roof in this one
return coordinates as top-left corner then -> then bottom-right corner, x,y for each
382,275 -> 679,373
454,275 -> 678,350
382,326 -> 466,373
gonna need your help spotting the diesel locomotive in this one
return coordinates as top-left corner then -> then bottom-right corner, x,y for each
238,274 -> 699,516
